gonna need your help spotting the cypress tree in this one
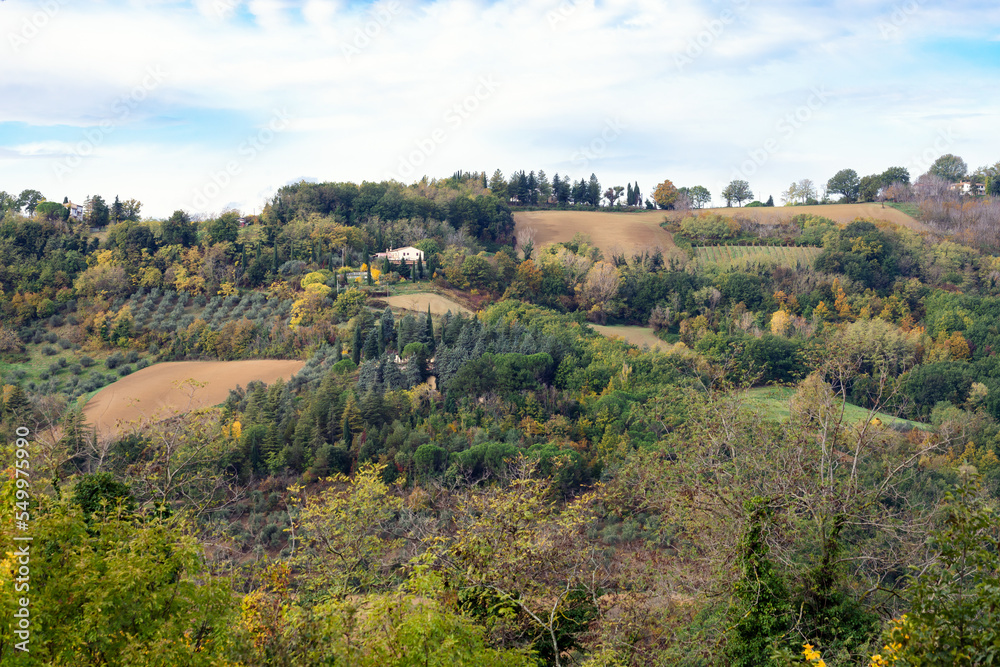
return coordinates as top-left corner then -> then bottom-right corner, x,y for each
363,328 -> 378,360
273,244 -> 279,273
425,305 -> 435,352
352,325 -> 362,365
416,255 -> 424,280
380,308 -> 395,349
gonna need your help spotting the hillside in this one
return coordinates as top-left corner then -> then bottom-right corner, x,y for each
663,202 -> 930,230
514,203 -> 928,258
513,209 -> 676,256
82,359 -> 305,435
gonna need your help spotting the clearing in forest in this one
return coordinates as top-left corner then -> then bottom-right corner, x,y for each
384,292 -> 473,315
590,325 -> 669,350
83,360 -> 305,435
745,386 -> 927,430
694,245 -> 823,271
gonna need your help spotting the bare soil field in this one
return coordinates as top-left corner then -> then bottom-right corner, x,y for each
514,204 -> 927,260
83,360 -> 305,435
590,325 -> 668,350
514,210 -> 676,257
384,293 -> 473,315
664,203 -> 929,231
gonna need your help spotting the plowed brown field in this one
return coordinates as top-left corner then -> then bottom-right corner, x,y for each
514,204 -> 927,258
83,360 -> 304,435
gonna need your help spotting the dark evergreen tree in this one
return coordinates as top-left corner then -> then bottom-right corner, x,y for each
352,324 -> 363,365
362,328 -> 379,360
425,305 -> 436,352
380,307 -> 395,351
110,196 -> 124,225
587,173 -> 601,207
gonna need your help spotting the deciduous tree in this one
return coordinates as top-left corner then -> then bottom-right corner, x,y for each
653,179 -> 679,209
827,168 -> 860,202
722,179 -> 753,207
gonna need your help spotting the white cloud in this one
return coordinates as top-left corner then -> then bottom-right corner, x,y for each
2,0 -> 999,216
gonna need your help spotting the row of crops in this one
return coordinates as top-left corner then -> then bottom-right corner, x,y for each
694,245 -> 822,271
114,289 -> 294,332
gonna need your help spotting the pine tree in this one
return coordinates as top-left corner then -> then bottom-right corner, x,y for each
111,195 -> 124,225
4,385 -> 30,422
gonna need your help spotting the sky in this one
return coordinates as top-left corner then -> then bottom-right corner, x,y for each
2,0 -> 999,219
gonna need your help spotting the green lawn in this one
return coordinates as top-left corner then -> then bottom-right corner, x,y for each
744,385 -> 927,430
886,202 -> 921,219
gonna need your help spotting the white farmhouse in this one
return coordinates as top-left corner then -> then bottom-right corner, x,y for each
64,201 -> 85,222
374,246 -> 425,265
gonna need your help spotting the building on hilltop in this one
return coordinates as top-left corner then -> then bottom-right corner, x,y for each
374,246 -> 425,265
949,181 -> 986,196
64,201 -> 84,222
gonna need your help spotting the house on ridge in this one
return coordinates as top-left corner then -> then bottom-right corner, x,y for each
374,246 -> 425,265
63,201 -> 84,222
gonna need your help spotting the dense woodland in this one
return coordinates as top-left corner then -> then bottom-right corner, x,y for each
2,166 -> 1000,666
